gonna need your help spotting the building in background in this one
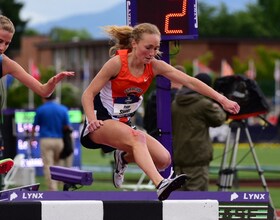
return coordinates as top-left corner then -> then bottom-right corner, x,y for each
13,36 -> 280,81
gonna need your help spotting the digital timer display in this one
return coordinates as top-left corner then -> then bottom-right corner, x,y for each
219,203 -> 272,220
126,0 -> 198,41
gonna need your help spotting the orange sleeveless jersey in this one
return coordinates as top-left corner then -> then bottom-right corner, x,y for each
99,50 -> 154,122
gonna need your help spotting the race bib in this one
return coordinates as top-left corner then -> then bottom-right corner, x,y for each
113,96 -> 142,118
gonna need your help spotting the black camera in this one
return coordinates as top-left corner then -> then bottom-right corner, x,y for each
213,75 -> 269,120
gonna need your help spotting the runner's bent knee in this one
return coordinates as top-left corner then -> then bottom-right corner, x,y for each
155,152 -> 171,170
126,129 -> 148,151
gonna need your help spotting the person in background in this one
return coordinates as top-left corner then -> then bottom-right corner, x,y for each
59,126 -> 74,168
277,114 -> 280,138
31,94 -> 71,191
172,73 -> 227,191
0,15 -> 74,172
80,23 -> 240,201
143,65 -> 183,137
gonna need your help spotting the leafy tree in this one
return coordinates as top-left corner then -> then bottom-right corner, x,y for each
0,0 -> 27,53
258,0 -> 280,37
232,46 -> 280,96
6,66 -> 81,108
231,7 -> 269,38
60,83 -> 81,108
198,1 -> 280,38
49,27 -> 92,42
196,0 -> 280,99
24,28 -> 41,36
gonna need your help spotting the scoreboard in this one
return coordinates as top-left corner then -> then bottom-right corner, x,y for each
126,0 -> 198,41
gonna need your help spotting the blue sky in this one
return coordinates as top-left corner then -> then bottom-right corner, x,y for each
18,0 -> 123,25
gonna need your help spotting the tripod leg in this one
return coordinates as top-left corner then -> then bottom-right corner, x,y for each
217,126 -> 231,190
227,126 -> 241,189
244,127 -> 269,191
244,126 -> 277,220
218,125 -> 240,191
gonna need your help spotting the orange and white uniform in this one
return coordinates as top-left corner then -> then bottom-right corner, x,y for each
80,49 -> 154,152
100,49 -> 154,122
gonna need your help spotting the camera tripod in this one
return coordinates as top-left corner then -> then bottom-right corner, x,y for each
217,119 -> 277,219
217,119 -> 269,191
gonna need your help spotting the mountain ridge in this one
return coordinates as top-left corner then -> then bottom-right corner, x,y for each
29,3 -> 126,39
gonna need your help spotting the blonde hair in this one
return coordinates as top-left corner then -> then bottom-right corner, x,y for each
0,15 -> 15,34
104,23 -> 161,57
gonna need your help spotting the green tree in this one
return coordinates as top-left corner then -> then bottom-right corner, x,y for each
24,28 -> 41,36
198,3 -> 238,38
49,27 -> 92,42
198,1 -> 280,38
231,6 -> 269,38
0,0 -> 27,53
7,66 -> 81,108
257,0 -> 280,37
232,46 -> 280,96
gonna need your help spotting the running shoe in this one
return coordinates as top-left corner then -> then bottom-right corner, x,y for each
0,158 -> 14,174
157,174 -> 189,201
113,150 -> 127,188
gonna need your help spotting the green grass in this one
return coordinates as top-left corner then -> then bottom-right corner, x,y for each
33,143 -> 280,208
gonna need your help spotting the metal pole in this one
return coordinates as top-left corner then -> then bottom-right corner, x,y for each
156,41 -> 173,178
